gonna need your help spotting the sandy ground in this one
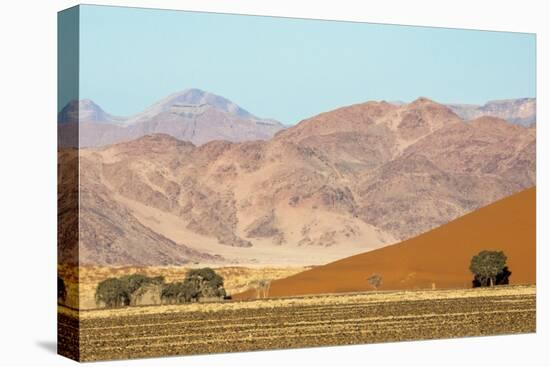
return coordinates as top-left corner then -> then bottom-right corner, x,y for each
235,187 -> 536,299
58,285 -> 535,361
60,284 -> 535,319
117,192 -> 393,266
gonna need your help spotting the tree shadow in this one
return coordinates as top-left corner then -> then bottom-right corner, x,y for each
36,340 -> 57,354
472,267 -> 512,287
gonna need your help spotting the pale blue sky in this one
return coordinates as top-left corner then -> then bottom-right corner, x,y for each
75,5 -> 536,124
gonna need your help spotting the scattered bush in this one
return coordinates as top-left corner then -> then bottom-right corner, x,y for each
367,274 -> 382,290
251,279 -> 271,299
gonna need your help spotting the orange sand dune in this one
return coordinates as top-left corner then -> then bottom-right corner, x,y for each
235,187 -> 536,299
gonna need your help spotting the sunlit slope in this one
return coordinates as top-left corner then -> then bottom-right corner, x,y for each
235,187 -> 535,299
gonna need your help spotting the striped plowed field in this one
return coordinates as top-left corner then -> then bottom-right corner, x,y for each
58,285 -> 536,361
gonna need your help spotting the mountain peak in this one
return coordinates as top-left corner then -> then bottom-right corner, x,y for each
410,97 -> 439,106
166,88 -> 209,103
58,99 -> 117,124
145,88 -> 255,121
59,89 -> 286,147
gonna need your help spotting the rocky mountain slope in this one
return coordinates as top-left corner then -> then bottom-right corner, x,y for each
63,97 -> 535,266
58,89 -> 285,147
58,146 -> 222,266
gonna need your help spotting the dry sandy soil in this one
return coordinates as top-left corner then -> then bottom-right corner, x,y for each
235,186 -> 535,299
58,285 -> 535,361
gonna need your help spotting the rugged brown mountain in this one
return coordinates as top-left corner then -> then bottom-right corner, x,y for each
68,97 -> 536,266
58,141 -> 223,266
356,115 -> 535,238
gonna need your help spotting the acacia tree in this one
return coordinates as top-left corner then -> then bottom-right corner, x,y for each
469,250 -> 507,287
162,268 -> 226,304
183,268 -> 226,300
96,274 -> 165,308
472,266 -> 512,288
95,278 -> 130,308
119,274 -> 164,294
367,274 -> 382,290
162,281 -> 202,303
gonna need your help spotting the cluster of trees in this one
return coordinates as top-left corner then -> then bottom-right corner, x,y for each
95,274 -> 165,308
86,250 -> 513,309
161,268 -> 227,303
95,268 -> 227,308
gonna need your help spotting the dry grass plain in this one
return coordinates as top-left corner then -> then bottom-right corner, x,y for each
58,285 -> 535,362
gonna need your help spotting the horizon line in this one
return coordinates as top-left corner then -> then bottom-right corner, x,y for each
61,88 -> 537,124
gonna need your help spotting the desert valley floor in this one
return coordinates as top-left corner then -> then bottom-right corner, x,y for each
59,285 -> 536,361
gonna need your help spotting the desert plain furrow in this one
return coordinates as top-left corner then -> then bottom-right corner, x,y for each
78,307 -> 534,346
59,285 -> 535,361
74,296 -> 534,335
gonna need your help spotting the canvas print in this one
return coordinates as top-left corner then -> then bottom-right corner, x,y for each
57,5 -> 536,362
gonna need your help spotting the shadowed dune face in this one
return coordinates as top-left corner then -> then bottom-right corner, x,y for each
234,187 -> 536,299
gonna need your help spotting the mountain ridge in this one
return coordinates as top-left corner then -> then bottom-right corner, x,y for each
447,97 -> 536,126
58,88 -> 285,147
58,91 -> 535,149
60,97 -> 536,266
